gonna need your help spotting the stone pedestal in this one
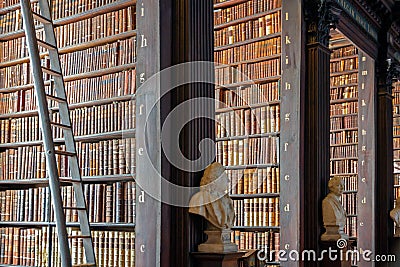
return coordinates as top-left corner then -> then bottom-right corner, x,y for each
320,241 -> 353,267
321,225 -> 349,242
198,229 -> 238,253
192,252 -> 246,267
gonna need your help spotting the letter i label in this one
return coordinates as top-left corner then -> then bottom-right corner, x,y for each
141,3 -> 145,16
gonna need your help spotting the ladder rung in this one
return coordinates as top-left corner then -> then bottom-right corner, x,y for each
54,150 -> 76,157
63,206 -> 86,210
32,12 -> 52,24
42,66 -> 62,77
37,39 -> 57,51
46,94 -> 66,103
50,121 -> 72,129
68,235 -> 92,239
72,264 -> 96,267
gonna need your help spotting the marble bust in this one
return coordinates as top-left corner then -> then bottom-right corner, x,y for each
321,176 -> 349,241
189,162 -> 237,252
390,197 -> 400,237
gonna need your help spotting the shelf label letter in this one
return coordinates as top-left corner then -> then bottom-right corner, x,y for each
285,36 -> 291,44
141,35 -> 148,47
139,104 -> 145,115
284,175 -> 290,181
285,12 -> 289,21
139,191 -> 145,203
141,3 -> 145,16
285,82 -> 291,90
362,177 -> 366,183
140,245 -> 145,252
140,73 -> 145,83
361,197 -> 366,204
285,113 -> 290,122
138,148 -> 144,155
360,222 -> 364,226
284,204 -> 290,212
284,143 -> 289,151
285,56 -> 289,65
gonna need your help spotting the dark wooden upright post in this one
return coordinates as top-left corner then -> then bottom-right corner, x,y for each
375,19 -> 397,261
303,1 -> 337,264
158,1 -> 215,267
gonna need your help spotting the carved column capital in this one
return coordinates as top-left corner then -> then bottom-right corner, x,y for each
387,61 -> 400,85
305,0 -> 341,45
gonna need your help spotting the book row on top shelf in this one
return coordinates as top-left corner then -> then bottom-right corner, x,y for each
394,81 -> 400,200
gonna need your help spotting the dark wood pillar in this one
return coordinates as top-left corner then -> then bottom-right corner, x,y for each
159,1 -> 215,267
375,21 -> 397,261
303,1 -> 337,265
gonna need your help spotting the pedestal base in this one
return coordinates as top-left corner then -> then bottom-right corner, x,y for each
320,241 -> 352,267
198,229 -> 238,253
192,252 -> 246,267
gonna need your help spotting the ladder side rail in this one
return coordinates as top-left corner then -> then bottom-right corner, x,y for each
19,0 -> 72,266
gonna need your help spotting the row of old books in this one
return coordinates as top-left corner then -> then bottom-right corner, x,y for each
232,230 -> 280,256
331,45 -> 358,59
330,144 -> 358,158
330,57 -> 359,73
0,37 -> 136,89
0,181 -> 135,223
0,100 -> 135,143
0,227 -> 135,267
0,70 -> 136,115
330,116 -> 358,130
0,2 -> 135,36
341,192 -> 357,215
330,130 -> 358,144
330,72 -> 358,87
339,175 -> 358,191
330,101 -> 358,116
214,11 -> 281,47
0,7 -> 135,62
60,37 -> 136,76
0,138 -> 135,180
216,137 -> 279,166
215,58 -> 280,84
345,217 -> 357,238
215,37 -> 281,65
227,167 -> 279,195
233,198 -> 279,227
330,85 -> 358,100
330,159 -> 358,175
214,0 -> 281,25
216,105 -> 280,137
216,81 -> 280,108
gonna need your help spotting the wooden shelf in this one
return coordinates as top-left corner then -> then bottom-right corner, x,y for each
216,100 -> 280,113
330,69 -> 358,77
216,76 -> 281,89
230,193 -> 279,199
215,32 -> 281,52
216,132 -> 280,141
0,94 -> 135,119
0,30 -> 137,69
0,221 -> 135,231
330,83 -> 358,89
231,226 -> 280,232
343,190 -> 358,194
330,142 -> 358,147
330,97 -> 358,104
0,0 -> 136,41
329,54 -> 358,62
330,157 -> 358,161
330,173 -> 358,176
330,127 -> 358,133
214,8 -> 282,31
225,164 -> 279,170
215,54 -> 281,69
330,113 -> 358,118
214,0 -> 247,9
0,174 -> 134,190
0,129 -> 136,148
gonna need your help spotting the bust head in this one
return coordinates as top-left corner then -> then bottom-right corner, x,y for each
328,176 -> 344,197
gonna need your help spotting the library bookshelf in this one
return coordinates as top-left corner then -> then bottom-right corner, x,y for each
214,0 -> 302,266
394,81 -> 400,200
0,0 -> 137,266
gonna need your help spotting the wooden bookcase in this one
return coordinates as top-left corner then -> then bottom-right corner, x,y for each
0,0 -> 137,266
394,82 -> 400,200
214,0 -> 302,266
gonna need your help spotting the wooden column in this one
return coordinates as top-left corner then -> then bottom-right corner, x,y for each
159,1 -> 215,267
303,0 -> 336,264
375,22 -> 395,259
